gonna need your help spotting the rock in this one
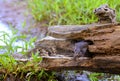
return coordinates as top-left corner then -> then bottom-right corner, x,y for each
75,73 -> 90,81
12,53 -> 25,59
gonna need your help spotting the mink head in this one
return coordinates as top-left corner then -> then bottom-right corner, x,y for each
94,4 -> 115,17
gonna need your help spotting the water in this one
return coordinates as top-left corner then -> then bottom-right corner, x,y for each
0,21 -> 27,53
0,21 -> 12,46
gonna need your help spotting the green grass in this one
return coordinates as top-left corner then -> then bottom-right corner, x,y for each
0,28 -> 57,80
28,0 -> 120,25
0,28 -> 45,79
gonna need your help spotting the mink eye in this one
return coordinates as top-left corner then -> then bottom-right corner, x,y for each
104,8 -> 108,11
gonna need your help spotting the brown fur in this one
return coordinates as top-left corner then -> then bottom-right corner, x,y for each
94,4 -> 116,23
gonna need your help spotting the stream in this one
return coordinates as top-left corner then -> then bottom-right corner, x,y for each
0,21 -> 28,53
0,21 -> 12,46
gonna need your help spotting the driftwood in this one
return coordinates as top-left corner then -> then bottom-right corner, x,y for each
26,23 -> 120,74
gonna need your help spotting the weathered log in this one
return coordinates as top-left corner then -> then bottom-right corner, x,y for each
16,56 -> 120,74
25,23 -> 120,74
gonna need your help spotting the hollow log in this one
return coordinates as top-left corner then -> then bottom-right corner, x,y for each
25,23 -> 120,74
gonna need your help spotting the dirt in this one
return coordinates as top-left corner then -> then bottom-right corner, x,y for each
0,0 -> 47,39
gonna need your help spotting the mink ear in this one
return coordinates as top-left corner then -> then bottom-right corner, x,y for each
93,9 -> 96,13
113,9 -> 115,13
104,4 -> 109,8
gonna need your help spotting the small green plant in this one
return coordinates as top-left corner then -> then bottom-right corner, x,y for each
0,27 -> 50,80
26,69 -> 56,81
89,73 -> 103,81
0,26 -> 38,73
0,54 -> 17,72
0,30 -> 36,55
